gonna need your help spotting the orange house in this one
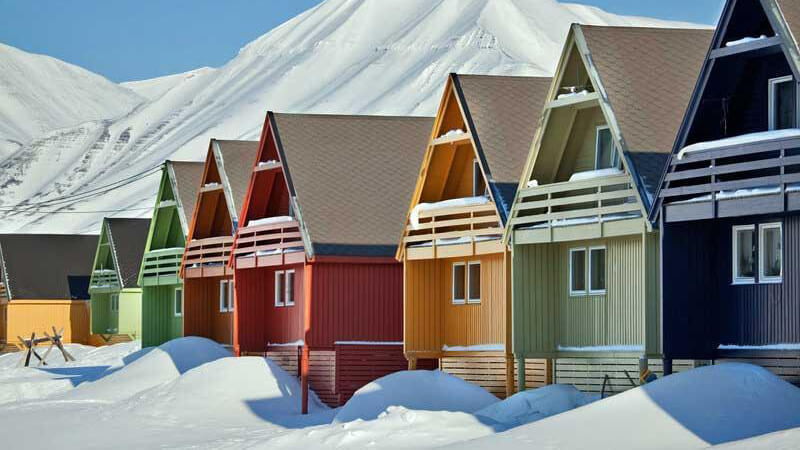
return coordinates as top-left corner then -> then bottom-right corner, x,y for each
180,139 -> 259,346
398,74 -> 551,397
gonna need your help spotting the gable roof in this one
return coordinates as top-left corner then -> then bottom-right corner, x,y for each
454,74 -> 552,216
270,112 -> 433,257
168,160 -> 204,231
213,139 -> 260,223
104,218 -> 150,289
0,234 -> 97,300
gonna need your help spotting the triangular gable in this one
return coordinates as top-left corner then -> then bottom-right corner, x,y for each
89,219 -> 121,291
651,0 -> 800,220
186,141 -> 237,242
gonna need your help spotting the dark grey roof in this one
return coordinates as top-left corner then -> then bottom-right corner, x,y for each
0,234 -> 97,300
105,218 -> 150,289
168,161 -> 204,229
627,152 -> 672,204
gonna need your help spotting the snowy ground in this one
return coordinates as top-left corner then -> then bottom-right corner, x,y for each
0,338 -> 798,449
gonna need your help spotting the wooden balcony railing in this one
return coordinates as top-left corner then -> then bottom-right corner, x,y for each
403,203 -> 503,259
183,235 -> 233,277
141,247 -> 184,286
511,174 -> 642,243
660,134 -> 800,222
89,269 -> 120,292
233,219 -> 305,268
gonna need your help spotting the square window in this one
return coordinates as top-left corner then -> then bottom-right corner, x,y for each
733,225 -> 755,284
760,223 -> 783,283
595,126 -> 618,170
285,270 -> 295,306
589,247 -> 607,294
570,248 -> 587,296
452,263 -> 466,304
174,289 -> 183,317
769,76 -> 795,130
275,271 -> 285,307
467,262 -> 481,304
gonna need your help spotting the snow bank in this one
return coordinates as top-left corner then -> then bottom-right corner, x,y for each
715,426 -> 800,449
248,215 -> 294,227
410,196 -> 490,229
568,167 -> 624,182
65,337 -> 229,402
475,384 -> 596,428
333,370 -> 499,423
678,129 -> 800,159
452,363 -> 800,449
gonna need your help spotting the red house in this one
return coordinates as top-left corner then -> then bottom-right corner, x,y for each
231,112 -> 433,411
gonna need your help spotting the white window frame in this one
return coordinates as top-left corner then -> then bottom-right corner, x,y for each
467,261 -> 481,304
219,280 -> 229,312
588,246 -> 607,295
452,262 -> 466,305
594,125 -> 618,170
768,75 -> 794,130
274,271 -> 285,307
174,288 -> 183,317
285,270 -> 296,306
569,248 -> 588,297
732,225 -> 756,285
228,279 -> 235,312
759,222 -> 783,283
111,293 -> 119,312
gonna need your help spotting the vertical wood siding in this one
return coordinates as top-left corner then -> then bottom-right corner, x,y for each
141,284 -> 183,347
234,263 -> 305,352
404,259 -> 445,354
513,234 -> 659,356
183,276 -> 233,345
308,262 -> 402,348
90,293 -> 116,335
6,300 -> 89,346
335,344 -> 407,404
118,291 -> 142,338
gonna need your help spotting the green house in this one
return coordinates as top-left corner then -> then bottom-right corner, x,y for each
505,25 -> 711,393
89,217 -> 151,339
138,160 -> 204,347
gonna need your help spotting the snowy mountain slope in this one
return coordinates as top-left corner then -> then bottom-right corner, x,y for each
0,0 -> 705,234
0,42 -> 144,161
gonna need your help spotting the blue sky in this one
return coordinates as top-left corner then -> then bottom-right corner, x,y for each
0,0 -> 724,83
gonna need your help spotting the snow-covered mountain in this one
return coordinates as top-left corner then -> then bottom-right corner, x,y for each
0,0 -> 703,234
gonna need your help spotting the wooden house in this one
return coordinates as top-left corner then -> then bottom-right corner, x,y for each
180,139 -> 259,347
138,160 -> 204,347
89,217 -> 150,341
505,25 -> 711,393
398,74 -> 552,398
0,234 -> 96,349
230,112 -> 432,411
653,0 -> 800,383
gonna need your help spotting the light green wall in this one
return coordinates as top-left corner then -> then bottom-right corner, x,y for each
512,232 -> 660,358
118,289 -> 142,338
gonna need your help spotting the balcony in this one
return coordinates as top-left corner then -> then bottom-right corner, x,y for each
141,247 -> 184,286
183,235 -> 233,278
89,269 -> 120,293
511,173 -> 642,244
403,201 -> 503,260
233,218 -> 305,268
660,131 -> 800,223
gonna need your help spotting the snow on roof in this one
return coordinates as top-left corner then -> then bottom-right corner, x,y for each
247,216 -> 294,227
725,35 -> 769,47
677,129 -> 800,160
410,196 -> 490,229
568,167 -> 624,182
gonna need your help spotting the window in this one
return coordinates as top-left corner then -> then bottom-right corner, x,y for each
219,280 -> 230,312
467,262 -> 481,304
452,263 -> 466,304
174,289 -> 183,317
473,159 -> 487,197
732,225 -> 756,284
110,293 -> 119,312
228,280 -> 235,312
275,271 -> 285,307
759,223 -> 783,283
769,76 -> 795,130
595,126 -> 619,170
275,270 -> 296,307
569,248 -> 587,296
285,270 -> 295,306
589,246 -> 607,294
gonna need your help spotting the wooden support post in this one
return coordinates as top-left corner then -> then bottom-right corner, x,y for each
505,353 -> 515,397
408,356 -> 417,371
546,358 -> 554,385
663,358 -> 673,376
301,345 -> 310,415
516,355 -> 526,392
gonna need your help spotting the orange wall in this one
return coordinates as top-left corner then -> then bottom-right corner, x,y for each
4,300 -> 90,347
184,276 -> 234,345
404,252 -> 508,355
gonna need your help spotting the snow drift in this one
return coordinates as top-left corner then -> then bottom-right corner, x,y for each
474,384 -> 596,428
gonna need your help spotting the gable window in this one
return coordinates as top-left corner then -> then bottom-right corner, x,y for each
174,288 -> 183,317
473,159 -> 487,197
274,270 -> 296,307
110,293 -> 119,312
759,223 -> 783,283
452,263 -> 466,304
219,280 -> 231,312
595,126 -> 619,170
467,262 -> 481,304
732,225 -> 755,284
769,76 -> 795,130
569,248 -> 587,296
589,246 -> 607,294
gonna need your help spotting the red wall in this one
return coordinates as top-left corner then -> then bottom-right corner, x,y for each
234,263 -> 305,352
308,261 -> 403,348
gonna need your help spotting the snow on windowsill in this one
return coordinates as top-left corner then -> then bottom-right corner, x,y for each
408,234 -> 501,248
669,184 -> 800,205
557,345 -> 644,352
247,216 -> 294,227
568,167 -> 624,182
443,344 -> 504,352
718,343 -> 800,351
438,128 -> 466,139
147,246 -> 184,254
335,341 -> 403,346
725,35 -> 769,47
410,196 -> 490,229
677,129 -> 800,160
526,179 -> 539,188
268,340 -> 304,347
203,182 -> 221,188
520,211 -> 640,230
257,160 -> 278,166
556,89 -> 589,100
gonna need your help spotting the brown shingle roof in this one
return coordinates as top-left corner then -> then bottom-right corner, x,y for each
0,234 -> 97,300
777,0 -> 800,50
271,113 -> 433,257
169,161 -> 204,228
580,25 -> 713,155
105,218 -> 150,289
214,140 -> 260,219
